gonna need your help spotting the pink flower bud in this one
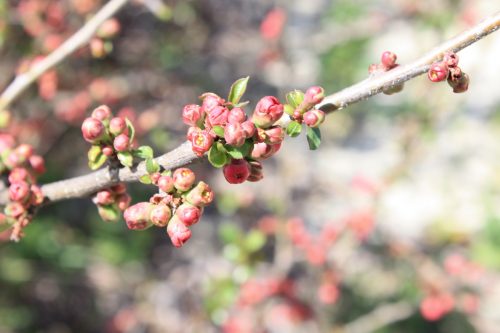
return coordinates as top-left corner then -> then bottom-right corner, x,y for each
247,160 -> 264,182
4,151 -> 22,169
252,96 -> 284,128
113,134 -> 130,152
186,126 -> 201,141
185,181 -> 214,207
82,117 -> 106,143
8,167 -> 33,184
428,62 -> 449,82
116,193 -> 131,211
241,120 -> 256,138
251,142 -> 281,160
15,144 -> 34,159
123,202 -> 154,230
173,168 -> 196,192
304,86 -> 325,105
303,110 -> 326,128
224,123 -> 246,147
200,93 -> 224,114
94,190 -> 115,205
150,204 -> 172,227
0,133 -> 15,151
30,184 -> 44,205
167,215 -> 192,248
176,203 -> 202,226
9,181 -> 31,203
150,172 -> 161,185
223,159 -> 250,184
111,183 -> 127,194
157,175 -> 174,193
190,130 -> 213,157
264,126 -> 284,145
182,104 -> 205,127
443,52 -> 459,68
97,18 -> 120,38
381,51 -> 397,69
109,117 -> 126,136
5,202 -> 25,218
228,107 -> 247,124
91,105 -> 112,121
207,105 -> 229,127
28,155 -> 45,174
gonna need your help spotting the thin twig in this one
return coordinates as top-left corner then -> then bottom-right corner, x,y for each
0,11 -> 499,205
0,0 -> 130,111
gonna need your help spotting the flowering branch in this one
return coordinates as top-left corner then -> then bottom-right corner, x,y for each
0,11 -> 499,205
0,0 -> 130,111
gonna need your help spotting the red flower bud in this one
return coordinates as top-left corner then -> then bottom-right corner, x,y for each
113,134 -> 130,152
182,104 -> 205,127
200,93 -> 224,114
123,202 -> 154,230
15,144 -> 34,159
173,168 -> 196,192
157,175 -> 174,193
303,109 -> 325,128
116,193 -> 131,211
207,105 -> 229,127
251,142 -> 281,160
30,184 -> 44,205
185,181 -> 214,207
82,117 -> 106,143
264,126 -> 285,145
109,117 -> 127,136
428,62 -> 449,82
167,215 -> 192,248
111,183 -> 127,194
223,159 -> 250,184
94,190 -> 115,205
150,204 -> 172,227
228,107 -> 247,124
9,181 -> 31,203
101,146 -> 113,156
91,105 -> 112,121
224,122 -> 246,147
252,96 -> 284,128
247,160 -> 264,182
241,120 -> 256,138
28,155 -> 45,174
443,52 -> 459,68
304,86 -> 325,105
190,130 -> 213,156
176,203 -> 202,226
448,71 -> 469,93
8,167 -> 33,184
380,51 -> 397,69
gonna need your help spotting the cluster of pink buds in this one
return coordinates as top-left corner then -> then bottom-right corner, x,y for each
0,134 -> 46,241
90,18 -> 121,58
428,52 -> 469,93
124,167 -> 214,247
92,183 -> 131,222
82,105 -> 151,170
283,86 -> 326,127
368,51 -> 404,95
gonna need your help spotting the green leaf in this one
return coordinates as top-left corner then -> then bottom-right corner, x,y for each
306,127 -> 322,150
88,145 -> 102,162
125,118 -> 135,143
234,101 -> 250,108
146,158 -> 160,174
286,121 -> 302,137
212,125 -> 225,138
286,90 -> 304,108
227,76 -> 249,105
208,143 -> 228,168
98,204 -> 120,222
133,145 -> 154,159
225,140 -> 253,159
117,151 -> 133,167
244,230 -> 266,252
284,104 -> 295,116
89,153 -> 108,170
139,174 -> 152,184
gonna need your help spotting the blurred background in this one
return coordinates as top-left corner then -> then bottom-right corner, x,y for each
1,0 -> 500,332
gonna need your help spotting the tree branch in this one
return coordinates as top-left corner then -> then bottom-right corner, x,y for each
0,11 -> 499,205
0,0 -> 130,111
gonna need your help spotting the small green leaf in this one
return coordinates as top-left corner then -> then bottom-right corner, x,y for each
225,140 -> 253,159
234,101 -> 250,108
208,143 -> 228,168
139,174 -> 152,184
98,204 -> 120,222
244,230 -> 266,252
213,125 -> 225,138
161,170 -> 172,176
117,151 -> 133,167
89,153 -> 108,170
146,158 -> 160,174
286,121 -> 302,137
133,145 -> 154,159
284,104 -> 295,116
306,127 -> 322,150
227,76 -> 250,105
88,145 -> 102,162
286,90 -> 304,109
125,118 -> 135,143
